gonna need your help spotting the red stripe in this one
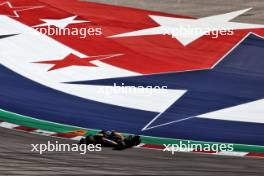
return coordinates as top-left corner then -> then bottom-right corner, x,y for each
15,126 -> 37,132
52,133 -> 77,138
141,144 -> 165,150
192,149 -> 218,154
246,152 -> 264,158
18,0 -> 264,75
0,120 -> 4,123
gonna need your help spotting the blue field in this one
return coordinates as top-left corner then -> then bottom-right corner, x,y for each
1,33 -> 264,146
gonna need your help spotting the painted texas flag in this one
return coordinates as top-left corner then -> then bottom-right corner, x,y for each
0,0 -> 264,145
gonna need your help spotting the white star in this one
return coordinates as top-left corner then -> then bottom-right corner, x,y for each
110,8 -> 264,46
33,16 -> 89,29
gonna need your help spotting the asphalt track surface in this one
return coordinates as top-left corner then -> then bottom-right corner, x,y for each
86,0 -> 264,24
2,0 -> 264,175
1,127 -> 264,175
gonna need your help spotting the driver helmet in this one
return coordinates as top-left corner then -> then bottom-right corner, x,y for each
105,131 -> 112,136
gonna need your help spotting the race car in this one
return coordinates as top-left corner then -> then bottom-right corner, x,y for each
79,130 -> 141,150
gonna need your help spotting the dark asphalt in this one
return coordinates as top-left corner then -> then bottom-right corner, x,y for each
0,127 -> 263,175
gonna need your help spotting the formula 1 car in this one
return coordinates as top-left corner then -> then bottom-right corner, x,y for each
79,130 -> 141,150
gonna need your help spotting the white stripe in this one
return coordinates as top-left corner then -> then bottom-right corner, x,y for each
215,151 -> 248,157
70,136 -> 83,141
198,99 -> 264,124
33,129 -> 56,136
0,122 -> 19,129
135,143 -> 145,148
